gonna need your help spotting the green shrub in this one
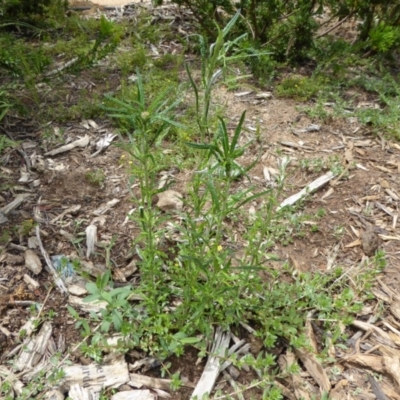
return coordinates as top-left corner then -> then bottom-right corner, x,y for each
155,0 -> 400,60
0,0 -> 67,26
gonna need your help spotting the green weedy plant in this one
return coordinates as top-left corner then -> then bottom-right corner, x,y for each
186,111 -> 250,179
73,14 -> 390,399
186,11 -> 249,141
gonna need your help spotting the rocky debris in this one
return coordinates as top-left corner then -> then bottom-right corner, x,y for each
156,190 -> 183,212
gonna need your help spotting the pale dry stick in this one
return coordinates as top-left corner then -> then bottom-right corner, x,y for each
36,287 -> 53,321
36,226 -> 68,294
315,13 -> 353,39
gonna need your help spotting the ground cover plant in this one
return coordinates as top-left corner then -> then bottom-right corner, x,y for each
1,1 -> 400,399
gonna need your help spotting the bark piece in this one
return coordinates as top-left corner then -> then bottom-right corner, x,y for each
69,383 -> 98,400
0,193 -> 32,215
128,373 -> 171,391
15,321 -> 52,371
111,390 -> 154,400
69,295 -> 107,313
44,389 -> 65,400
24,249 -> 42,275
61,359 -> 130,393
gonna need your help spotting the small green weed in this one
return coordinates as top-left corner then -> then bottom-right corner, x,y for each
276,74 -> 327,101
85,168 -> 106,187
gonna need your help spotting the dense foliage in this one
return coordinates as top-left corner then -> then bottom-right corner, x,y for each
0,0 -> 67,26
155,0 -> 400,59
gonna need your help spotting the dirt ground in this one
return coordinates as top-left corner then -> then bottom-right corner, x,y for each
1,3 -> 400,400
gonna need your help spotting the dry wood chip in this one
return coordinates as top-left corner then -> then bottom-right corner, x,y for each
93,199 -> 120,215
44,389 -> 64,400
352,320 -> 397,348
0,193 -> 32,215
376,165 -> 392,173
69,295 -> 107,313
111,390 -> 154,400
255,92 -> 272,99
190,327 -> 230,399
69,383 -> 98,400
372,288 -> 392,303
379,345 -> 400,359
51,205 -> 81,224
387,331 -> 400,346
342,354 -> 384,372
278,171 -> 336,211
305,319 -> 318,353
85,224 -> 97,259
329,379 -> 348,400
61,359 -> 130,393
391,302 -> 400,320
379,234 -> 400,241
15,321 -> 52,371
345,238 -> 361,248
80,260 -> 107,278
23,274 -> 40,290
0,366 -> 24,395
353,140 -> 373,147
157,190 -> 183,212
128,373 -> 171,391
383,355 -> 400,390
294,348 -> 331,392
385,188 -> 400,201
234,91 -> 253,97
380,380 -> 400,400
368,375 -> 388,400
68,284 -> 88,296
273,380 -> 296,400
284,352 -> 312,400
24,249 -> 42,275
